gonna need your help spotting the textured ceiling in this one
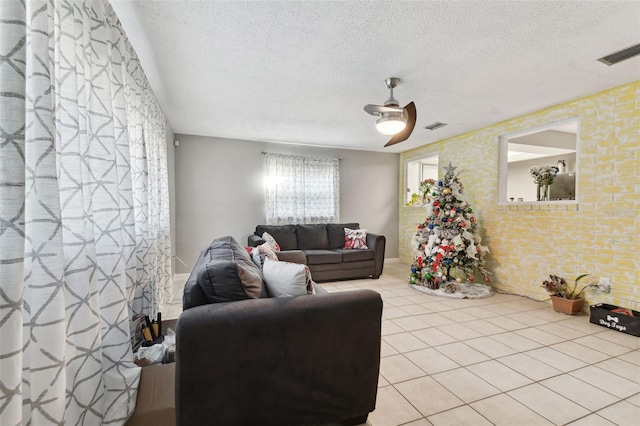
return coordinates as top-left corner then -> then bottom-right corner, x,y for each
110,0 -> 640,153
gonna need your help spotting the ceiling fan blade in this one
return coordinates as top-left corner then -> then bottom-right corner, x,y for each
385,102 -> 416,147
364,103 -> 403,115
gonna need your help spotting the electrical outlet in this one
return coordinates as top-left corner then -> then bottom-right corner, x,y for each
598,277 -> 611,293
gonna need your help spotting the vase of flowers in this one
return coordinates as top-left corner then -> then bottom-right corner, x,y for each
529,165 -> 559,201
540,274 -> 595,315
419,178 -> 436,204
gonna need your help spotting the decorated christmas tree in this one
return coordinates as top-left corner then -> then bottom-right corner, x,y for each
410,162 -> 490,291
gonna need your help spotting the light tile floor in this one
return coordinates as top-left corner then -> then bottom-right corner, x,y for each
322,262 -> 640,426
166,262 -> 640,426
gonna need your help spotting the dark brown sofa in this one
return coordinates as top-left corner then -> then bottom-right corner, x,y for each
176,236 -> 383,426
248,223 -> 386,281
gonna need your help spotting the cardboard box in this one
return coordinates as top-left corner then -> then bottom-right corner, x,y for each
125,363 -> 175,426
589,303 -> 640,337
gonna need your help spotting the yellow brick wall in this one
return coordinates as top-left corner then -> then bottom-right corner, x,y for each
400,81 -> 639,310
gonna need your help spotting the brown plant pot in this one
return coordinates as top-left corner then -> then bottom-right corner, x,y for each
550,296 -> 585,315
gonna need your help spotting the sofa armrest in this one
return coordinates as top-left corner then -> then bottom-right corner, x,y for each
175,290 -> 382,426
366,233 -> 386,278
247,234 -> 264,247
275,249 -> 306,264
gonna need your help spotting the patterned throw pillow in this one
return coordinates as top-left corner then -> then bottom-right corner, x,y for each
262,232 -> 281,252
251,242 -> 278,269
344,228 -> 368,250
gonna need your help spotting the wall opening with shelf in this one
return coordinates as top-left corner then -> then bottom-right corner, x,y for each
405,154 -> 438,205
499,119 -> 578,203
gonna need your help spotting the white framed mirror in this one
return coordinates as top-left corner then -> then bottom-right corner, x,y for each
405,154 -> 439,206
498,118 -> 579,203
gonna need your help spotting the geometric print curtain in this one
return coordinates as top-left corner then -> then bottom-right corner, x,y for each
0,1 -> 171,424
264,153 -> 339,225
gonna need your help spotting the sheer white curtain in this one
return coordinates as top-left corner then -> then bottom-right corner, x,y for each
0,1 -> 171,424
264,153 -> 339,224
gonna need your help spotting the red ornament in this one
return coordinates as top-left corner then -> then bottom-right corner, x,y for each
417,257 -> 423,268
483,276 -> 490,282
433,252 -> 443,271
460,221 -> 466,227
468,275 -> 475,282
470,217 -> 476,223
417,225 -> 424,229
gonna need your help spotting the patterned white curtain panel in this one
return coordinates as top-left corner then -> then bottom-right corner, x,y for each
264,153 -> 340,225
0,1 -> 172,424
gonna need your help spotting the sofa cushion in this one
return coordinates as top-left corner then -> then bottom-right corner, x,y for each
296,224 -> 329,250
198,236 -> 264,303
333,248 -> 375,263
303,249 -> 342,265
327,223 -> 359,249
255,225 -> 298,251
262,258 -> 314,297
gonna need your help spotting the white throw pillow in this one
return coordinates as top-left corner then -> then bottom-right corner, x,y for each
262,257 -> 315,297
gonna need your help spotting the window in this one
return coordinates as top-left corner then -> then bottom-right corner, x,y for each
405,154 -> 439,205
499,118 -> 579,203
264,153 -> 339,224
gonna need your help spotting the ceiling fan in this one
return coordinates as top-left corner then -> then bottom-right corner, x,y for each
364,77 -> 417,147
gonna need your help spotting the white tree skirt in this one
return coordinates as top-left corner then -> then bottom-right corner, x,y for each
409,282 -> 495,299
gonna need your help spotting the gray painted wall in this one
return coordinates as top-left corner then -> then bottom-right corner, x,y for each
173,134 -> 400,274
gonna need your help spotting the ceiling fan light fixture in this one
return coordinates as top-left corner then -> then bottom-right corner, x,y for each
376,115 -> 407,135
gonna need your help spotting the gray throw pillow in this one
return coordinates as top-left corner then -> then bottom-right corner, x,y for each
262,258 -> 315,297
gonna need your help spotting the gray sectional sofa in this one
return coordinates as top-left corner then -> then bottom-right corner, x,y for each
176,235 -> 383,426
248,223 -> 386,282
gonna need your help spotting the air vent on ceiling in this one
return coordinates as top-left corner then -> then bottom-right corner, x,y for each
598,42 -> 640,66
424,122 -> 447,130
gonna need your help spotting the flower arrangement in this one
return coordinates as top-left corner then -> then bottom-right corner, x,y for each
419,178 -> 436,196
540,274 -> 595,300
529,165 -> 559,186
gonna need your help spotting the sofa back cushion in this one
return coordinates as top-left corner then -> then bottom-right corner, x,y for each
296,224 -> 329,250
255,225 -> 298,251
196,236 -> 265,304
182,249 -> 212,310
327,223 -> 360,249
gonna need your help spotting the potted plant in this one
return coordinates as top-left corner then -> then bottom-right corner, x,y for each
540,274 -> 596,315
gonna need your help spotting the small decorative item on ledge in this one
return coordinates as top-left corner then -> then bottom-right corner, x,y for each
540,274 -> 596,315
530,165 -> 559,201
419,178 -> 436,204
537,183 -> 550,202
